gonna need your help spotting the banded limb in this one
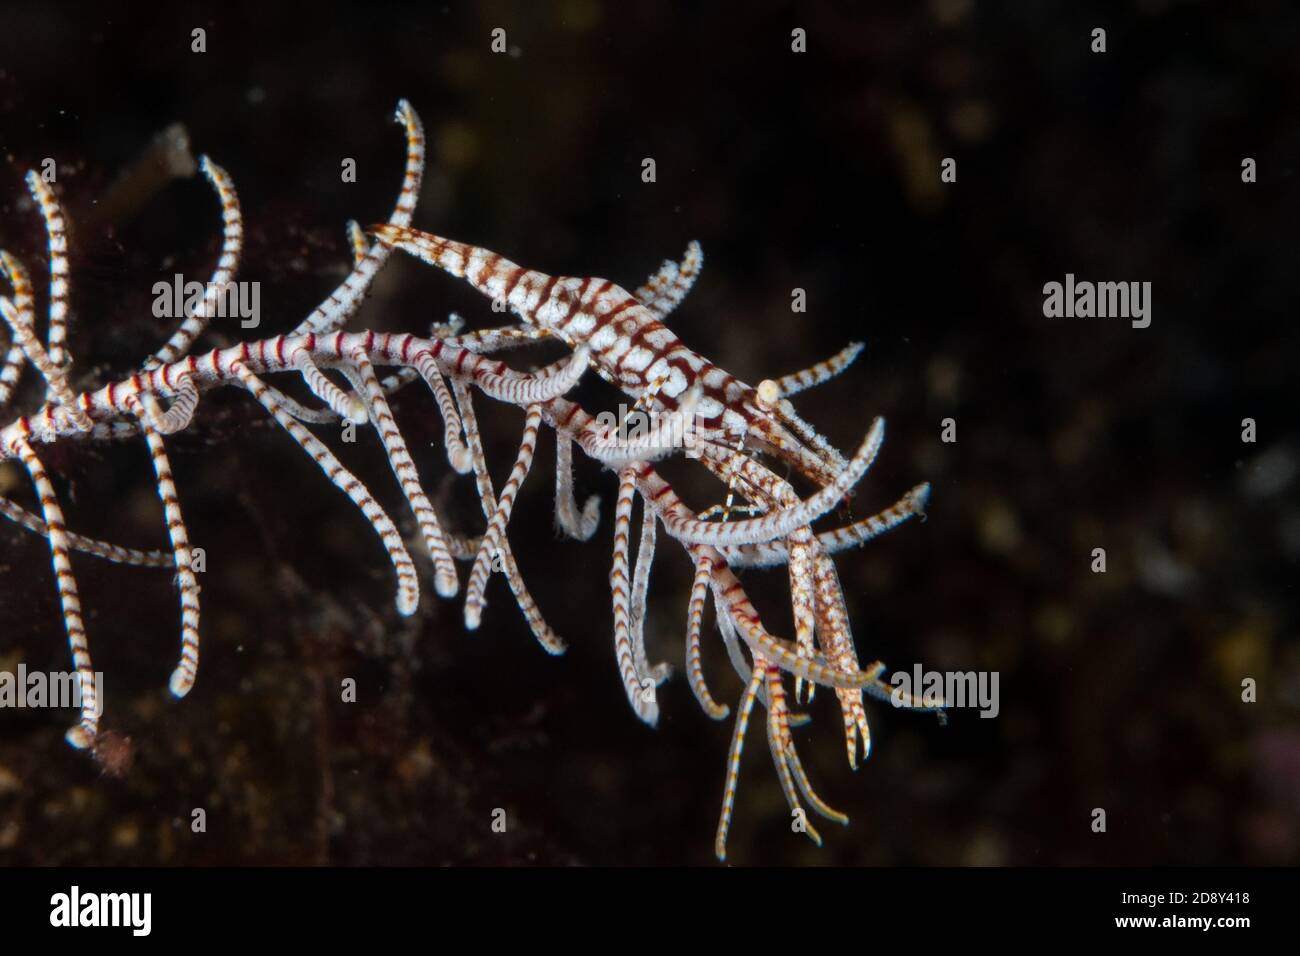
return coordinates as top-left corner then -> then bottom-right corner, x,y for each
25,173 -> 73,369
450,325 -> 552,353
684,551 -> 730,720
470,346 -> 590,406
411,350 -> 472,473
554,434 -> 600,541
610,467 -> 659,726
630,456 -> 895,700
0,496 -> 172,567
698,443 -> 908,760
388,335 -> 572,476
450,377 -> 564,653
711,550 -> 944,723
238,377 -> 346,426
752,386 -> 849,477
809,545 -> 875,768
711,438 -> 942,751
625,464 -> 904,693
702,572 -> 810,731
286,101 -> 424,418
292,99 -> 424,336
0,253 -> 92,431
123,373 -> 201,436
539,398 -> 913,692
720,483 -> 931,568
698,426 -> 758,523
0,335 -> 23,411
231,360 -> 421,616
7,436 -> 99,748
568,386 -> 703,468
378,315 -> 464,394
124,392 -> 201,697
712,649 -> 844,861
748,342 -> 867,477
760,659 -> 849,852
714,656 -> 762,861
647,417 -> 885,548
629,497 -> 671,686
462,403 -> 544,631
769,341 -> 864,398
146,158 -> 244,369
349,349 -> 459,598
633,240 -> 703,320
381,339 -> 555,418
293,349 -> 368,424
694,443 -> 818,706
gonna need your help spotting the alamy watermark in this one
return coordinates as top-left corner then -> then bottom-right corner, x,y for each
152,274 -> 261,328
592,402 -> 703,458
1042,273 -> 1151,328
50,886 -> 151,936
0,664 -> 103,716
890,665 -> 1000,718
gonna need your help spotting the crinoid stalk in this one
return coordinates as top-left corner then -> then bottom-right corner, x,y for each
0,100 -> 945,860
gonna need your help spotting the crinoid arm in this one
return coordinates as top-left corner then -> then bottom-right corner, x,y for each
0,98 -> 940,860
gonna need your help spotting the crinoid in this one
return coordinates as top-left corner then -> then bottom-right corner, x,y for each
0,99 -> 944,860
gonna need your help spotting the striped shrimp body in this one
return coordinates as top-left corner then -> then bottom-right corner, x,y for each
368,224 -> 948,856
369,225 -> 840,487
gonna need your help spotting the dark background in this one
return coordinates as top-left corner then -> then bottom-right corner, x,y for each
0,1 -> 1296,865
